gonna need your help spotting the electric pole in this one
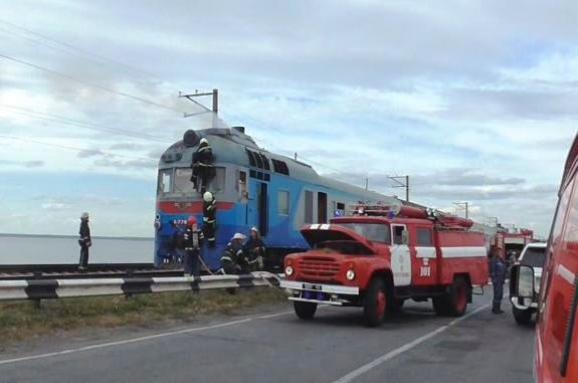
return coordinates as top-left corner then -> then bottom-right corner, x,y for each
388,175 -> 410,202
453,201 -> 469,219
179,88 -> 218,117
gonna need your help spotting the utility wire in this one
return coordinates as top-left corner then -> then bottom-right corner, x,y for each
0,52 -> 184,114
0,18 -> 161,81
0,134 -> 156,162
0,104 -> 171,143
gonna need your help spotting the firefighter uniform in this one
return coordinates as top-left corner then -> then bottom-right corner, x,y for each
183,217 -> 204,277
203,191 -> 217,248
244,227 -> 267,271
78,212 -> 91,271
220,233 -> 247,274
191,138 -> 215,192
490,254 -> 507,314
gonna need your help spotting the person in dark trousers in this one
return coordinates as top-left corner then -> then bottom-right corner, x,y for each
220,233 -> 247,274
170,222 -> 186,265
183,216 -> 204,277
244,227 -> 266,271
78,212 -> 91,271
203,191 -> 217,248
490,250 -> 507,314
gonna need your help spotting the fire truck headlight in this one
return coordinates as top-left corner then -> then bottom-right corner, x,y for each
285,266 -> 294,276
346,269 -> 356,281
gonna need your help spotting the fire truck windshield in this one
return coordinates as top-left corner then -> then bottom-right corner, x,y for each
334,223 -> 390,244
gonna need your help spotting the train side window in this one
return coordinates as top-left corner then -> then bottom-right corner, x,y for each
272,159 -> 289,175
246,149 -> 256,167
260,154 -> 270,170
158,169 -> 172,195
417,228 -> 433,246
238,170 -> 248,202
304,190 -> 314,223
278,190 -> 290,216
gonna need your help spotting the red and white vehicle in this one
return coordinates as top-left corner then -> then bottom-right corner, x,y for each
527,134 -> 578,382
280,204 -> 489,326
493,229 -> 535,260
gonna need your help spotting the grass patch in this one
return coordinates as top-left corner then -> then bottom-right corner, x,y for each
0,288 -> 286,347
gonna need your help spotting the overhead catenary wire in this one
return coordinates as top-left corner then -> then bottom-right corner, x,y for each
0,134 -> 157,163
0,18 -> 162,82
0,52 -> 185,114
0,104 -> 172,144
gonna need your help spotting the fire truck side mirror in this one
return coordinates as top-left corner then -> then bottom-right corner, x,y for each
515,265 -> 535,299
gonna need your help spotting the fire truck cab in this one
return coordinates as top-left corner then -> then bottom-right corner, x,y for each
280,205 -> 489,326
529,134 -> 578,382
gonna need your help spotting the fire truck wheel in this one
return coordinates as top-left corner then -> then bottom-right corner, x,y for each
433,277 -> 469,317
364,277 -> 387,327
294,301 -> 317,320
448,277 -> 468,316
512,306 -> 532,325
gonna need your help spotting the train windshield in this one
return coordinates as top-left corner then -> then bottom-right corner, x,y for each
174,168 -> 196,195
334,223 -> 390,244
158,169 -> 173,195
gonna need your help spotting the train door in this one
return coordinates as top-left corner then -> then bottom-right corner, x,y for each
247,180 -> 268,236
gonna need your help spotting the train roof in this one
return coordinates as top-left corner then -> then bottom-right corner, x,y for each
159,120 -> 399,203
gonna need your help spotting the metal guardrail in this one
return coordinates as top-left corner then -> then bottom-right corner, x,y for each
0,272 -> 283,302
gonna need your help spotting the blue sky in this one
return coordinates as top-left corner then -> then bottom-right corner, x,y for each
0,0 -> 576,237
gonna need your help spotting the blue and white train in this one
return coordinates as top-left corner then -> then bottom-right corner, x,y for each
154,123 -> 400,270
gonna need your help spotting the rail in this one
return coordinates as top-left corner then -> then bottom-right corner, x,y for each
0,272 -> 283,302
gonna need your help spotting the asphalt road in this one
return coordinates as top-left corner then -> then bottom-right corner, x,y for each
0,292 -> 534,383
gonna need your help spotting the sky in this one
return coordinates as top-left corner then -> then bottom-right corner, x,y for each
0,0 -> 576,237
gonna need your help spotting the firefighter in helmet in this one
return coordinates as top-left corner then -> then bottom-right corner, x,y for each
244,227 -> 266,271
220,233 -> 247,274
183,216 -> 204,277
78,212 -> 92,271
203,191 -> 217,248
191,137 -> 215,192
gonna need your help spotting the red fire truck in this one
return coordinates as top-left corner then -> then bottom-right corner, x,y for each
514,133 -> 578,382
280,204 -> 489,326
492,228 -> 535,260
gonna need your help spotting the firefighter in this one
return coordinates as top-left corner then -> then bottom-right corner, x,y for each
203,191 -> 217,248
170,222 -> 186,265
191,138 -> 215,192
183,216 -> 204,277
244,227 -> 266,271
220,233 -> 247,274
78,212 -> 91,271
490,250 -> 507,314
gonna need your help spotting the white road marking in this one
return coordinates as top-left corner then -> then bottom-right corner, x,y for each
0,309 -> 291,367
331,303 -> 490,383
254,310 -> 293,319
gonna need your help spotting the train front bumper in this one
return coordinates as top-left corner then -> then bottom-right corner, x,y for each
280,280 -> 359,306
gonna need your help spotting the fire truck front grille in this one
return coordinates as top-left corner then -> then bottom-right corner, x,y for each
298,257 -> 340,280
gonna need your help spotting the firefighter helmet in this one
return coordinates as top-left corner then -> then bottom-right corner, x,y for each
200,138 -> 208,145
203,191 -> 214,202
80,212 -> 89,220
232,233 -> 246,240
187,216 -> 197,226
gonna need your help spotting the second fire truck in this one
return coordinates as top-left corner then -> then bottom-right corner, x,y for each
280,204 -> 489,326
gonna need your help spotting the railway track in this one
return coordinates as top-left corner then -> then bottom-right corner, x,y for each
0,263 -> 184,281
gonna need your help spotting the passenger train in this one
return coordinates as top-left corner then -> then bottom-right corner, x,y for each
154,122 -> 401,270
